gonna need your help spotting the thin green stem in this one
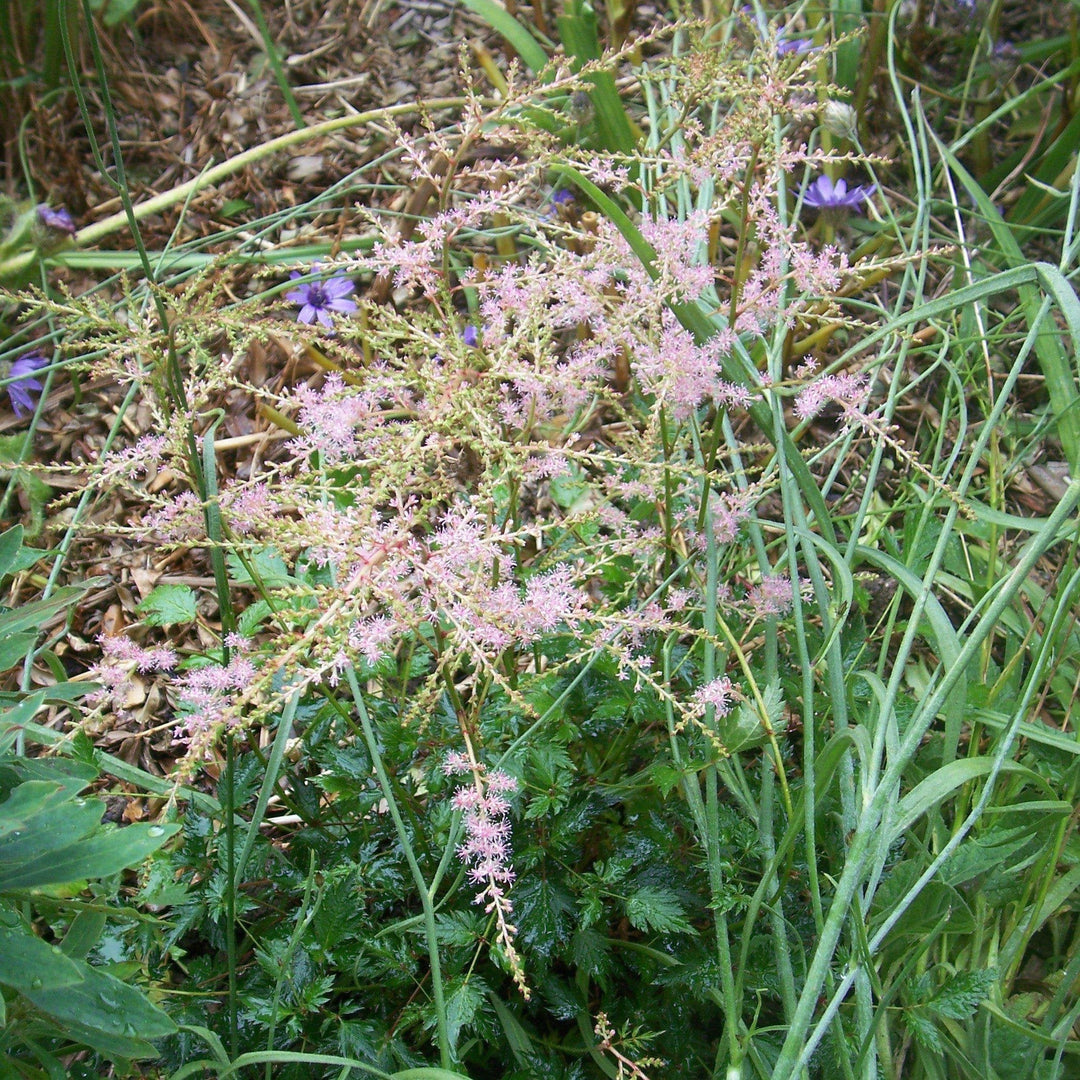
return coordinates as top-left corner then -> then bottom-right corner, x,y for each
344,666 -> 452,1068
246,0 -> 305,128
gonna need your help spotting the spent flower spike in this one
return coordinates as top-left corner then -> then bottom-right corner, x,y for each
286,266 -> 357,329
6,352 -> 48,417
801,174 -> 875,212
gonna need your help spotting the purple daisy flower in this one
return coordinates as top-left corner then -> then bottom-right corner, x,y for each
285,268 -> 357,329
36,204 -> 77,235
7,352 -> 47,418
801,175 -> 875,212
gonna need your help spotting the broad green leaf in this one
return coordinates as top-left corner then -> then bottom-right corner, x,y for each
61,909 -> 107,961
0,818 -> 180,892
35,1019 -> 159,1062
137,583 -> 197,626
23,963 -> 176,1040
0,689 -> 47,755
0,580 -> 106,639
0,524 -> 23,579
0,779 -> 98,849
0,917 -> 85,991
0,631 -> 38,673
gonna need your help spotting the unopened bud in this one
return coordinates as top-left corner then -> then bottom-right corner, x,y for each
822,100 -> 859,142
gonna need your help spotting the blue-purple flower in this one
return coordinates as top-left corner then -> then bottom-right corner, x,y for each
801,175 -> 875,212
7,352 -> 47,417
285,268 -> 357,329
778,37 -> 816,56
462,325 -> 480,347
36,204 -> 76,235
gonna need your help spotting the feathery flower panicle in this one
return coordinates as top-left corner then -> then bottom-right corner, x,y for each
794,371 -> 870,421
789,242 -> 850,295
6,352 -> 48,417
747,575 -> 795,619
288,374 -> 379,467
800,175 -> 875,212
286,267 -> 357,328
441,750 -> 473,776
175,642 -> 258,738
347,615 -> 398,666
90,633 -> 178,711
452,767 -> 529,997
693,676 -> 736,717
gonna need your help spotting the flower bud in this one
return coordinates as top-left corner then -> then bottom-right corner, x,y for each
822,100 -> 859,142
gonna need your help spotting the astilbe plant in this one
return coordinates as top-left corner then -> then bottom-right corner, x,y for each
12,22 -> 895,1068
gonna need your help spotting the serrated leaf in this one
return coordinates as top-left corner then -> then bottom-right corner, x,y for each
443,977 -> 486,1049
514,877 -> 574,957
137,583 -> 197,626
227,546 -> 292,588
435,910 -> 483,949
926,968 -> 996,1020
549,469 -> 592,512
904,1008 -> 943,1053
623,886 -> 695,936
238,599 -> 272,637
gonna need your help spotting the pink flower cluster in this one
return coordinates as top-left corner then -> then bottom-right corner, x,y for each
288,374 -> 381,468
423,511 -> 583,655
693,676 -> 736,716
90,631 -> 261,741
176,637 -> 258,737
794,372 -> 870,421
91,633 -> 178,709
450,769 -> 518,889
444,756 -> 529,997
